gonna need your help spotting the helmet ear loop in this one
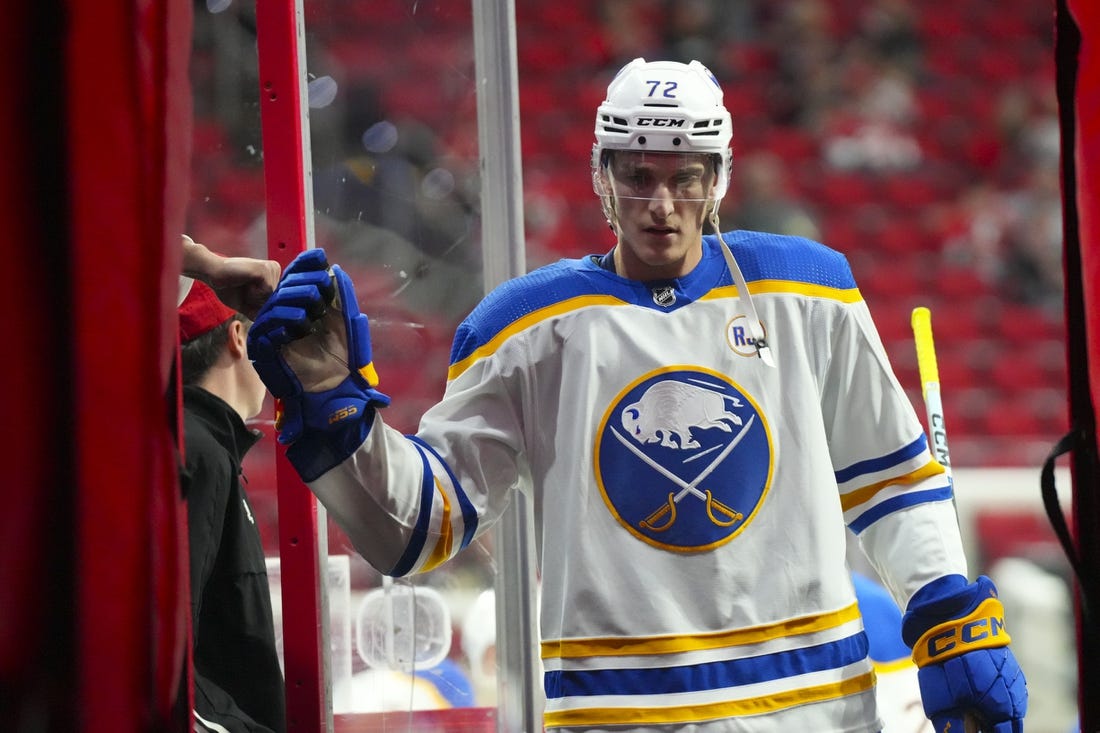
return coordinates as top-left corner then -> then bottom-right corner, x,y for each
606,197 -> 621,235
706,153 -> 729,235
707,199 -> 722,236
593,160 -> 622,235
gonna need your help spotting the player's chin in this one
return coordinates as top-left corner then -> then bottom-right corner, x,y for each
630,227 -> 679,254
640,225 -> 681,242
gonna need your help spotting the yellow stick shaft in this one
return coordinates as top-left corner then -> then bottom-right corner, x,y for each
912,311 -> 975,733
911,307 -> 939,397
911,307 -> 951,469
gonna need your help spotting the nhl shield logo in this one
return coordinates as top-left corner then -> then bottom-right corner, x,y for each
594,367 -> 773,552
651,286 -> 676,307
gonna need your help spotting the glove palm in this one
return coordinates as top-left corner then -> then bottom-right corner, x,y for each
247,249 -> 390,446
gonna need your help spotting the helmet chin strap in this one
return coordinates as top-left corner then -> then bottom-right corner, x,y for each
602,191 -> 775,368
710,208 -> 776,368
605,196 -> 620,236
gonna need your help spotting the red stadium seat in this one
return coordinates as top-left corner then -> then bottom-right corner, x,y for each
995,304 -> 1063,342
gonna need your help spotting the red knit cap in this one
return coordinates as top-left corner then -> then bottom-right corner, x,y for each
179,280 -> 237,343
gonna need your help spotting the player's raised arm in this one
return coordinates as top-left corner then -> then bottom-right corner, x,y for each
247,248 -> 390,452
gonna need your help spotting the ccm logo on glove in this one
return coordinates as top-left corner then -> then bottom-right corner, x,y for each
329,405 -> 359,424
912,596 -> 1011,667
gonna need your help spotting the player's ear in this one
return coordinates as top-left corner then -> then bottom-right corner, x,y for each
226,318 -> 249,359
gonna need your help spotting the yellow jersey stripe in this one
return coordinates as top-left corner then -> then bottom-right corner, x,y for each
448,280 -> 862,382
420,476 -> 453,572
543,670 -> 875,728
840,460 -> 945,512
448,294 -> 629,381
541,602 -> 861,659
701,280 -> 863,303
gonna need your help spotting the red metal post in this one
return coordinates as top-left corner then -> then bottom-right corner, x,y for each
254,1 -> 328,730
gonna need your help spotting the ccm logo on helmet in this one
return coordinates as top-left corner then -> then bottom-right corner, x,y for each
635,117 -> 685,128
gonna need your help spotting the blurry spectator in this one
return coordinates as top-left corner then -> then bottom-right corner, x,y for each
1018,82 -> 1060,168
856,0 -> 923,78
596,0 -> 663,72
852,572 -> 934,733
994,80 -> 1061,186
190,1 -> 262,166
312,80 -> 477,262
460,589 -> 498,707
763,0 -> 840,131
658,0 -> 747,73
309,81 -> 483,320
852,59 -> 920,129
938,161 -> 1062,315
823,111 -> 920,171
314,83 -> 416,240
823,53 -> 923,172
725,151 -> 821,239
990,557 -> 1078,732
938,183 -> 1016,283
1000,166 -> 1064,313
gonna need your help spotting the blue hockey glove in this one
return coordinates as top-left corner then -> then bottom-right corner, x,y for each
247,248 -> 390,446
901,574 -> 1027,733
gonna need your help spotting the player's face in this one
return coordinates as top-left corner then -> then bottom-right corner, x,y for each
604,151 -> 717,281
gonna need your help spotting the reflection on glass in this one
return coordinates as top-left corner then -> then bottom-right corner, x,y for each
193,1 -> 500,722
193,0 -> 1074,729
303,0 -> 495,721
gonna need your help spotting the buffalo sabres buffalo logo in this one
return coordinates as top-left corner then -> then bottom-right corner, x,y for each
594,367 -> 773,552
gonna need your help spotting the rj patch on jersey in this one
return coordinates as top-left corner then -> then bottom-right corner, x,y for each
594,367 -> 773,552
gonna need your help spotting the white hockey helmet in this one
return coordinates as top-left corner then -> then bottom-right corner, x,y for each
592,58 -> 733,201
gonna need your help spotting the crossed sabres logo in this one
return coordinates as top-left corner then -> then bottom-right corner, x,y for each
595,368 -> 773,552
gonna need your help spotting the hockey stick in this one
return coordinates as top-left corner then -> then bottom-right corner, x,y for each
912,307 -> 981,733
911,307 -> 951,472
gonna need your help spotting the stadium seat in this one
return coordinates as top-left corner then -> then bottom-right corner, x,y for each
187,0 -> 1060,467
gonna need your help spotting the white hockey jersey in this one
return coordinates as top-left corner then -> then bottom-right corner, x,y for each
290,231 -> 967,732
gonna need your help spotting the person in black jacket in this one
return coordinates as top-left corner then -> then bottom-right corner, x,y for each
178,280 -> 285,733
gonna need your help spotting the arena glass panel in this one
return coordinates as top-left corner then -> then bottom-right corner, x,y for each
188,0 -> 533,729
270,0 -> 530,729
191,0 -> 1079,730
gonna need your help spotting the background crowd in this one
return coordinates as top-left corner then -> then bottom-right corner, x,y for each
188,0 -> 1064,468
182,1 -> 1074,727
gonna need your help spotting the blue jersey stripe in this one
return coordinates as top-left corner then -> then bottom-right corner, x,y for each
709,231 -> 858,289
388,442 -> 437,576
544,632 -> 868,699
453,232 -> 857,365
848,486 -> 955,534
407,434 -> 479,550
851,572 -> 910,662
835,434 -> 928,485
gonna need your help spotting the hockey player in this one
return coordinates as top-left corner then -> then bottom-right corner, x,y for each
247,58 -> 1027,731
